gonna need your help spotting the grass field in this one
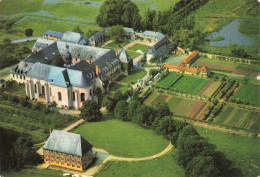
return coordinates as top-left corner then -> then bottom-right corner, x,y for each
156,73 -> 182,89
214,106 -> 259,132
233,85 -> 259,106
170,76 -> 209,95
235,64 -> 260,73
238,20 -> 260,42
116,69 -> 147,84
103,41 -> 130,49
95,149 -> 184,177
4,168 -> 63,177
72,117 -> 169,158
196,127 -> 260,177
109,82 -> 130,93
127,44 -> 149,53
126,50 -> 141,59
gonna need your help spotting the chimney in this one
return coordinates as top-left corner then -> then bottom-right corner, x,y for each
96,65 -> 99,76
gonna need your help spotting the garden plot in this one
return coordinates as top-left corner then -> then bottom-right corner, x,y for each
170,76 -> 209,95
198,80 -> 222,97
233,84 -> 259,106
214,107 -> 260,132
156,73 -> 182,89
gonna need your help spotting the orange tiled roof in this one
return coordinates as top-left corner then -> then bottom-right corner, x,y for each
200,66 -> 210,74
183,51 -> 199,64
163,64 -> 198,73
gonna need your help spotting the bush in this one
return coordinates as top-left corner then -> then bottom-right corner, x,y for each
114,100 -> 128,121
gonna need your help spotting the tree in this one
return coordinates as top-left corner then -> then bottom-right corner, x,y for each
133,105 -> 154,126
243,76 -> 249,85
25,28 -> 33,37
114,100 -> 128,120
154,116 -> 175,137
80,100 -> 102,121
153,102 -> 172,119
85,29 -> 100,39
112,90 -> 125,103
143,9 -> 156,30
51,54 -> 64,67
106,25 -> 125,42
231,48 -> 251,58
73,26 -> 83,34
96,0 -> 142,30
101,95 -> 115,112
127,100 -> 141,120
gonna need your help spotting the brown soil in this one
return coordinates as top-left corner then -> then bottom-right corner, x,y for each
143,92 -> 158,105
233,69 -> 258,76
152,94 -> 168,106
165,95 -> 172,102
196,103 -> 210,120
188,101 -> 205,118
215,84 -> 226,99
193,61 -> 235,71
198,80 -> 214,96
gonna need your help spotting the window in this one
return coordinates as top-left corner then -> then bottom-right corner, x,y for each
23,76 -> 25,80
80,93 -> 85,102
72,165 -> 75,167
58,92 -> 62,101
42,86 -> 45,95
20,75 -> 22,79
73,92 -> 75,101
34,84 -> 37,93
77,166 -> 80,169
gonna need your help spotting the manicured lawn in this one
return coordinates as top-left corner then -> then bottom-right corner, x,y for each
233,85 -> 259,106
156,73 -> 182,89
170,76 -> 209,95
72,117 -> 169,158
127,44 -> 149,53
214,106 -> 259,132
197,58 -> 238,67
117,69 -> 147,84
4,168 -> 63,177
95,149 -> 184,177
109,82 -> 130,93
126,50 -> 141,59
103,41 -> 130,49
196,127 -> 260,177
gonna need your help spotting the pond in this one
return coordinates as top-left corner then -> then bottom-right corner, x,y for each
207,19 -> 259,46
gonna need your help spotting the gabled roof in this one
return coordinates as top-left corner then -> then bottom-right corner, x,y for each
118,49 -> 132,63
43,130 -> 92,157
124,27 -> 135,34
200,66 -> 210,74
67,66 -> 93,88
183,51 -> 199,64
44,30 -> 64,38
61,31 -> 86,45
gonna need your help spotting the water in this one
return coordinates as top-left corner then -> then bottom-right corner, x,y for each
208,19 -> 259,46
42,0 -> 103,7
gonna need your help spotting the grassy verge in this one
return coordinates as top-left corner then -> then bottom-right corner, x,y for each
196,127 -> 260,177
72,116 -> 169,158
95,149 -> 184,177
233,84 -> 259,106
197,57 -> 238,67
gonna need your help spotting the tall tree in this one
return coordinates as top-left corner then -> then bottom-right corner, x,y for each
106,25 -> 125,41
73,25 -> 83,34
80,100 -> 102,121
114,100 -> 128,121
143,9 -> 156,30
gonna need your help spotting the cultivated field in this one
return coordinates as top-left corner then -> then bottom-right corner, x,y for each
198,80 -> 222,97
72,117 -> 169,158
233,85 -> 259,106
214,106 -> 260,132
193,60 -> 235,72
170,76 -> 209,95
156,73 -> 182,89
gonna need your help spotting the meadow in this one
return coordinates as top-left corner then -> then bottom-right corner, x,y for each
95,149 -> 184,177
4,168 -> 63,177
127,43 -> 149,53
72,116 -> 169,158
214,106 -> 259,132
156,73 -> 182,89
170,76 -> 209,95
233,85 -> 259,106
196,127 -> 260,177
116,69 -> 147,84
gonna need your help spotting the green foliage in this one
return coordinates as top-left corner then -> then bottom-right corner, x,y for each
133,105 -> 154,126
80,100 -> 102,122
24,28 -> 33,37
231,48 -> 251,58
51,55 -> 64,67
154,116 -> 175,137
114,100 -> 128,121
73,25 -> 83,34
127,100 -> 141,121
143,9 -> 156,30
112,90 -> 125,103
106,25 -> 125,42
102,95 -> 115,112
96,0 -> 142,30
85,29 -> 100,39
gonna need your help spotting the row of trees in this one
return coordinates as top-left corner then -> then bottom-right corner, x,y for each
100,90 -> 234,176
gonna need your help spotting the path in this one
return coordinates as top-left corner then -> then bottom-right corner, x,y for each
132,67 -> 159,89
11,36 -> 41,43
58,109 -> 81,115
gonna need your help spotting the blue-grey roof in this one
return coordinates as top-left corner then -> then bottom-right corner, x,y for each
24,42 -> 59,64
44,30 -> 64,39
43,130 -> 92,157
118,49 -> 132,63
61,31 -> 87,45
67,68 -> 93,88
27,62 -> 69,88
124,27 -> 135,35
10,62 -> 34,75
141,31 -> 165,40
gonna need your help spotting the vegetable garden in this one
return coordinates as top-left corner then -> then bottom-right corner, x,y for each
156,73 -> 182,89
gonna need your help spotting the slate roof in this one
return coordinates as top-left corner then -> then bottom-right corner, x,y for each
67,67 -> 93,88
124,27 -> 135,35
24,42 -> 60,64
61,31 -> 87,45
10,62 -> 34,75
88,28 -> 107,43
141,31 -> 165,40
43,130 -> 92,157
44,30 -> 64,39
118,49 -> 132,63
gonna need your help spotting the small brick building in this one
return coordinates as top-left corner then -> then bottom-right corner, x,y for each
43,130 -> 93,171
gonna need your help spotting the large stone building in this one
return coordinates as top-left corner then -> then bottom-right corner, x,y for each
43,130 -> 93,171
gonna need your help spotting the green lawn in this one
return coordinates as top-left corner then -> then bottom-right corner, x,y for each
197,57 -> 238,67
170,76 -> 209,95
72,117 -> 169,158
196,127 -> 260,177
126,50 -> 141,59
4,168 -> 63,177
103,41 -> 130,49
95,149 -> 184,177
233,85 -> 260,106
109,82 -> 130,93
127,44 -> 149,53
117,69 -> 147,84
156,73 -> 182,89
